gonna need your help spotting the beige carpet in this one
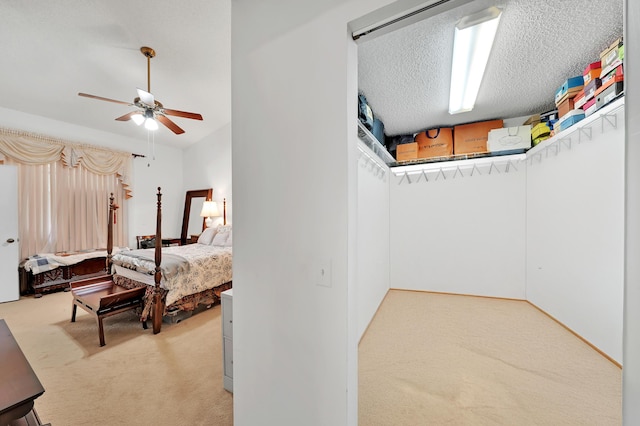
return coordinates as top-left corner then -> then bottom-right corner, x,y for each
359,290 -> 622,425
0,291 -> 233,426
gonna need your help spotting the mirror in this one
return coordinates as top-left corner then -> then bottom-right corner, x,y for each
181,188 -> 213,245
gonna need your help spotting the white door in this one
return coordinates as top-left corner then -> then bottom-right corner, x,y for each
0,165 -> 19,303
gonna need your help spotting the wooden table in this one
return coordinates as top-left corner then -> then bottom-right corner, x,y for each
0,319 -> 48,425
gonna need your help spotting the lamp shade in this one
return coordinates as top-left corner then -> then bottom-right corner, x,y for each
200,201 -> 221,218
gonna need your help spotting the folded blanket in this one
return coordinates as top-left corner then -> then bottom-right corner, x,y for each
111,249 -> 190,280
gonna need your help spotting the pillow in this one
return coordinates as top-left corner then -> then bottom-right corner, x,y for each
211,230 -> 229,246
197,227 -> 217,245
223,230 -> 232,247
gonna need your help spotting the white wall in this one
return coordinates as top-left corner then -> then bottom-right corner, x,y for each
624,0 -> 640,421
232,1 -> 392,425
526,115 -> 625,364
0,106 -> 184,247
182,123 -> 232,227
390,163 -> 527,299
357,141 -> 390,340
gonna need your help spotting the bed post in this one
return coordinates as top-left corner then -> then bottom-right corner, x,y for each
107,193 -> 114,274
153,187 -> 163,334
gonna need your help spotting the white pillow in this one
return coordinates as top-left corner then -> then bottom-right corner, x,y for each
223,230 -> 232,247
211,230 -> 229,246
197,227 -> 217,245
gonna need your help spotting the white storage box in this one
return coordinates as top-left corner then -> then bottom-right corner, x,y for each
487,125 -> 532,153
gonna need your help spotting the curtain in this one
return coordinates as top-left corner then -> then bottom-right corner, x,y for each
0,128 -> 131,259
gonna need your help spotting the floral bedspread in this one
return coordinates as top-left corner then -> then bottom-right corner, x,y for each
111,243 -> 232,307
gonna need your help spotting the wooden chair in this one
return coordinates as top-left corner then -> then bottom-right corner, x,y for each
70,275 -> 147,347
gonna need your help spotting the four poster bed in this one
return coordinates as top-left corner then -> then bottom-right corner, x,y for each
106,188 -> 232,334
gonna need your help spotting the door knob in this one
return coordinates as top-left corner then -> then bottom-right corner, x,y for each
6,238 -> 15,243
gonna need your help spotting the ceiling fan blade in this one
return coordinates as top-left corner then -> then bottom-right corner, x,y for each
163,108 -> 204,121
115,111 -> 139,122
156,115 -> 185,135
136,88 -> 155,107
78,92 -> 132,106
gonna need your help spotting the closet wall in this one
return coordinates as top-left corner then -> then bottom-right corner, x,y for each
526,108 -> 625,363
389,164 -> 527,299
357,141 -> 390,340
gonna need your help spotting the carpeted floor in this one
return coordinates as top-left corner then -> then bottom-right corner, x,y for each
0,291 -> 233,426
359,290 -> 622,425
1,288 -> 622,425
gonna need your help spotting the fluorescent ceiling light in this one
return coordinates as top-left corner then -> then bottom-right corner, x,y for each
449,7 -> 502,115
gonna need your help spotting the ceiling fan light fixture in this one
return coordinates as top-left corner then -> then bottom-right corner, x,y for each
131,113 -> 145,126
145,117 -> 159,131
448,7 -> 502,115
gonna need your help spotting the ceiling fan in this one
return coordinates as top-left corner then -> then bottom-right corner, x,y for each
78,46 -> 203,135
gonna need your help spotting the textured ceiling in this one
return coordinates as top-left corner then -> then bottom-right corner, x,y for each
0,0 -> 230,148
358,0 -> 624,137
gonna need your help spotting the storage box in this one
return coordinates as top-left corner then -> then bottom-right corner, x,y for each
558,97 -> 575,118
555,76 -> 584,105
583,97 -> 597,117
574,89 -> 587,109
600,37 -> 623,77
523,114 -> 541,126
600,65 -> 623,86
532,122 -> 551,139
415,127 -> 453,159
540,109 -> 559,122
396,142 -> 418,161
487,125 -> 531,153
556,109 -> 585,132
595,81 -> 624,111
594,71 -> 623,98
584,78 -> 602,101
583,61 -> 601,85
453,119 -> 504,155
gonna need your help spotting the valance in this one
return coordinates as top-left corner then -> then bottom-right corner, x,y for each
0,128 -> 133,198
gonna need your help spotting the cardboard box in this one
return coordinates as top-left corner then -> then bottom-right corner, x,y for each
487,125 -> 532,153
584,98 -> 597,117
453,119 -> 503,155
584,78 -> 602,101
595,81 -> 624,110
574,89 -> 587,109
594,71 -> 623,98
583,61 -> 601,85
532,122 -> 551,140
523,114 -> 540,126
558,97 -> 575,118
600,37 -> 623,77
415,127 -> 453,159
556,109 -> 585,132
396,142 -> 418,161
601,65 -> 623,86
555,76 -> 584,105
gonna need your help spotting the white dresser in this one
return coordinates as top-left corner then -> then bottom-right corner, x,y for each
221,289 -> 233,393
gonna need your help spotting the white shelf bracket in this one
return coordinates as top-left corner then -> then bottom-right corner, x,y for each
578,126 -> 592,143
398,171 -> 411,185
505,159 -> 518,173
602,112 -> 618,131
488,162 -> 500,174
435,168 -> 446,181
453,166 -> 464,179
416,169 -> 429,183
470,163 -> 482,176
560,137 -> 572,151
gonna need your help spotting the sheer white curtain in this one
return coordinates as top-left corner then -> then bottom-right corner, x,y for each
0,128 -> 131,259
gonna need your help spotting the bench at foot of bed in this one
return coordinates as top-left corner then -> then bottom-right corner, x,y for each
70,276 -> 147,347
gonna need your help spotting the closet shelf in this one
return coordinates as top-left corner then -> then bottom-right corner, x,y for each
357,121 -> 395,164
526,95 -> 624,160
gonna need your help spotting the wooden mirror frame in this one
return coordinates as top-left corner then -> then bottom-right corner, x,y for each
180,188 -> 213,245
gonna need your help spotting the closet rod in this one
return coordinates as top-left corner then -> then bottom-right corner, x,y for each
352,0 -> 471,42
